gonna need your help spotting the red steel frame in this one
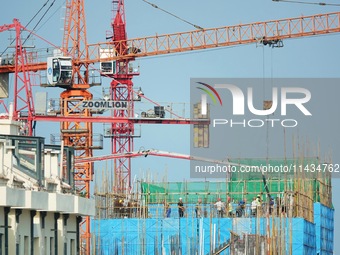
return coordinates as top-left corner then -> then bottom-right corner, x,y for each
0,19 -> 35,135
110,0 -> 137,194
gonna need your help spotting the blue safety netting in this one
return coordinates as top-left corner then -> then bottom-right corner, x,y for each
314,202 -> 334,254
92,217 -> 232,255
92,216 -> 322,255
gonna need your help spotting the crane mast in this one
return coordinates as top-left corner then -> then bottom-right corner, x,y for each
60,1 -> 93,254
109,0 -> 138,194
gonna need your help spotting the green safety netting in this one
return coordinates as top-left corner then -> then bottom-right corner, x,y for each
141,181 -> 228,204
141,178 -> 328,205
141,158 -> 331,204
141,158 -> 330,205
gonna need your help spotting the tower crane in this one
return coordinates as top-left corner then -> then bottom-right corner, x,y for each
1,4 -> 340,254
108,0 -> 137,195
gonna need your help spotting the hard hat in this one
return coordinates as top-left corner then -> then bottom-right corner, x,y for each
179,197 -> 182,200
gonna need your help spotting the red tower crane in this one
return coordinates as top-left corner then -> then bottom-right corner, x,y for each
0,19 -> 35,135
109,0 -> 137,194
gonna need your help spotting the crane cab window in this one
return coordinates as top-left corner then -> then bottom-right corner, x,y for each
59,60 -> 72,85
47,57 -> 72,86
52,59 -> 60,83
99,48 -> 117,75
100,61 -> 116,74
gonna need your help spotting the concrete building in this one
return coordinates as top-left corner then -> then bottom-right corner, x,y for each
0,116 -> 95,255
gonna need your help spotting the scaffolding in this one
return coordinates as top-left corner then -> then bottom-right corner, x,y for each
92,157 -> 333,254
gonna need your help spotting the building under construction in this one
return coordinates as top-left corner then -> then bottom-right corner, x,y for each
93,158 -> 334,255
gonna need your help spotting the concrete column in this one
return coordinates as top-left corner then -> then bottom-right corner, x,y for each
15,209 -> 22,255
76,216 -> 82,255
54,213 -> 60,255
4,207 -> 9,255
63,214 -> 69,255
30,210 -> 36,255
39,212 -> 47,255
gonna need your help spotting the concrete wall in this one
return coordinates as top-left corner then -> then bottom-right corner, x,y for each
0,186 -> 94,216
0,121 -> 95,255
2,208 -> 80,255
0,119 -> 20,136
0,207 -> 4,252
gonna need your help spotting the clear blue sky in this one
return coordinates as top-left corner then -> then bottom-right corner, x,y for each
1,0 -> 340,253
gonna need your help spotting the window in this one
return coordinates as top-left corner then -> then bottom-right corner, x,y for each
0,233 -> 3,255
50,237 -> 54,255
70,239 -> 75,255
24,236 -> 29,255
34,237 -> 39,255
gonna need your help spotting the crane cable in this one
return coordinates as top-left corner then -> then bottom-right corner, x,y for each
22,0 -> 57,45
272,0 -> 340,6
25,0 -> 51,28
0,0 -> 51,56
36,1 -> 66,33
142,0 -> 204,30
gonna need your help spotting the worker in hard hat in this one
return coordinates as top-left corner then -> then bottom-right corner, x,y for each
177,198 -> 185,218
256,195 -> 262,217
214,198 -> 225,218
228,199 -> 234,217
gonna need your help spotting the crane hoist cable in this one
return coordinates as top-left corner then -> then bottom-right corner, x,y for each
26,0 -> 51,28
22,0 -> 57,45
272,0 -> 340,6
142,0 -> 204,30
1,0 -> 51,56
36,1 -> 66,33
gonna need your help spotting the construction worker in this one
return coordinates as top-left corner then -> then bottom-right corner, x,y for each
226,197 -> 234,217
178,198 -> 185,218
214,198 -> 224,218
251,197 -> 257,216
236,199 -> 245,217
164,203 -> 171,218
195,198 -> 202,218
256,195 -> 262,216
